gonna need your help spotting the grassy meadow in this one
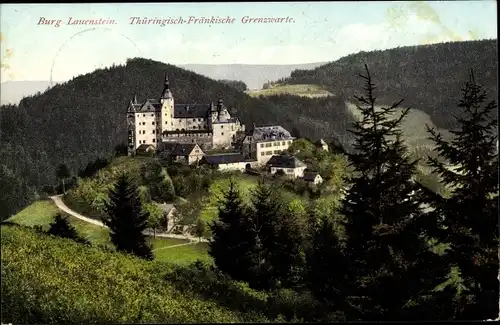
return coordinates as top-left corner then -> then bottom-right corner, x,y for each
6,199 -> 209,265
247,84 -> 333,98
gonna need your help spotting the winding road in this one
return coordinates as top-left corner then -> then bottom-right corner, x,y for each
49,195 -> 209,243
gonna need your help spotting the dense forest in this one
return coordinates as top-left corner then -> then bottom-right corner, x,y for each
1,40 -> 497,220
280,40 -> 498,130
0,58 -> 349,220
217,79 -> 248,92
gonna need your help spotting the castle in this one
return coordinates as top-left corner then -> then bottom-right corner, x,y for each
127,73 -> 245,156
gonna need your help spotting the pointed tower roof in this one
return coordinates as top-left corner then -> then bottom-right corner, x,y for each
161,72 -> 173,99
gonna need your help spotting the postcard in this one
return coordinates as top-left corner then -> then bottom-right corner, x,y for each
0,1 -> 498,324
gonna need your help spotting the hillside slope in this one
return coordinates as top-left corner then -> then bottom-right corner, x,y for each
0,58 -> 350,220
281,39 -> 498,130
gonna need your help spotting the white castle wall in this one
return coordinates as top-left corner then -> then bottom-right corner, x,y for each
134,111 -> 161,148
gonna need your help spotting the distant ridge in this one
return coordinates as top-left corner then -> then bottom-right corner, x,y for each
0,80 -> 64,105
178,62 -> 329,89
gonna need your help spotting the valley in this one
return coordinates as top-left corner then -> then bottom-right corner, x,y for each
1,37 -> 498,323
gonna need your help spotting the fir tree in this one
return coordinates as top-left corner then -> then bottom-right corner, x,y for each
306,215 -> 348,309
209,179 -> 260,283
270,209 -> 306,289
47,213 -> 88,244
249,179 -> 283,290
102,173 -> 153,260
250,179 -> 305,290
339,64 -> 448,320
426,71 -> 499,320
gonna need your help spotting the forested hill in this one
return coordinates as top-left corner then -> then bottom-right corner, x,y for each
280,39 -> 498,130
0,57 -> 351,220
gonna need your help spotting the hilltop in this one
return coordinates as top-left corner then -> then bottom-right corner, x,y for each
0,58 -> 351,220
278,39 -> 498,130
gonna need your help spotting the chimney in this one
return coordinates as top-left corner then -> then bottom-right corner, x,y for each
134,94 -> 137,104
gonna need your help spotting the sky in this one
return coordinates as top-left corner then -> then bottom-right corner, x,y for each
0,1 -> 497,82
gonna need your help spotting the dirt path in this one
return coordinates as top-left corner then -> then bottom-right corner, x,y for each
152,242 -> 198,252
49,195 -> 209,242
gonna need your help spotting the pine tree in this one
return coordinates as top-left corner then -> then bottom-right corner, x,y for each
102,173 -> 153,260
249,179 -> 305,290
47,213 -> 88,244
209,178 -> 260,283
270,208 -> 306,289
306,215 -> 348,309
339,64 -> 448,320
426,71 -> 499,320
249,179 -> 283,290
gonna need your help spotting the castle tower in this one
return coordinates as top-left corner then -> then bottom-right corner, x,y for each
160,72 -> 174,135
127,97 -> 137,156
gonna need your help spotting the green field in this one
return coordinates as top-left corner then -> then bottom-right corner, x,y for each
247,84 -> 333,98
154,242 -> 211,266
6,200 -> 208,264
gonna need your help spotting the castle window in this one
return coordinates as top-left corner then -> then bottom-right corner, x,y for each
281,141 -> 285,146
152,130 -> 155,134
143,114 -> 145,117
260,144 -> 264,148
221,132 -> 224,136
198,118 -> 202,122
165,121 -> 168,124
261,152 -> 265,156
152,121 -> 155,125
152,139 -> 156,143
176,129 -> 180,131
181,128 -> 185,132
151,114 -> 154,117
274,150 -> 280,154
193,118 -> 196,122
221,125 -> 224,129
288,141 -> 292,144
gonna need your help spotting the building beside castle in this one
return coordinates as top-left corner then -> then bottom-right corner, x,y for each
242,125 -> 296,165
127,73 -> 245,156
